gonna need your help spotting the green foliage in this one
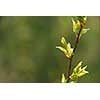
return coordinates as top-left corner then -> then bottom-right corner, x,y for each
56,37 -> 74,59
72,16 -> 89,37
61,73 -> 67,83
70,61 -> 88,83
56,16 -> 90,83
72,18 -> 80,33
80,28 -> 90,37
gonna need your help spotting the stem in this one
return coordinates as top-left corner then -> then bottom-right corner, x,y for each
67,57 -> 72,82
73,24 -> 83,53
67,23 -> 84,82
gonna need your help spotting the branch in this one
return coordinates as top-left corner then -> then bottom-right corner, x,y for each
67,23 -> 84,82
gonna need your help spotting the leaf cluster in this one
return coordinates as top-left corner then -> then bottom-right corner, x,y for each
56,16 -> 90,83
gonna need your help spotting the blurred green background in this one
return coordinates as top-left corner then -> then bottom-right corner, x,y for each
0,16 -> 99,83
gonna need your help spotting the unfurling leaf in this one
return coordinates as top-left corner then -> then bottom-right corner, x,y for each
56,46 -> 67,55
73,61 -> 88,77
61,37 -> 67,49
69,61 -> 88,82
72,18 -> 80,33
80,28 -> 90,37
61,73 -> 67,83
66,43 -> 74,58
73,61 -> 83,73
78,66 -> 88,77
56,37 -> 74,59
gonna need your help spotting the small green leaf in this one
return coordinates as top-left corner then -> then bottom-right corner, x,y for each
78,66 -> 88,77
56,46 -> 67,56
61,73 -> 67,83
72,18 -> 76,32
74,61 -> 88,77
66,43 -> 74,58
61,37 -> 67,49
80,28 -> 90,37
69,61 -> 88,82
56,37 -> 74,59
72,18 -> 80,33
73,61 -> 83,73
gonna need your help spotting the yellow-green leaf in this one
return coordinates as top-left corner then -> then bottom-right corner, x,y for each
78,66 -> 88,77
67,43 -> 74,58
80,28 -> 90,37
56,37 -> 74,59
56,46 -> 67,56
72,18 -> 80,33
73,61 -> 83,73
61,37 -> 67,49
69,61 -> 88,82
61,73 -> 67,83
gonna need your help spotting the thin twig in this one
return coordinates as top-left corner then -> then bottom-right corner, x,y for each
67,57 -> 72,82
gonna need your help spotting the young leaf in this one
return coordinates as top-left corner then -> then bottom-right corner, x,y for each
69,61 -> 88,82
66,43 -> 74,58
78,66 -> 88,77
73,61 -> 83,73
61,37 -> 74,58
72,18 -> 80,33
61,73 -> 67,83
81,28 -> 90,35
56,37 -> 74,59
73,61 -> 88,77
61,37 -> 67,49
56,46 -> 67,55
